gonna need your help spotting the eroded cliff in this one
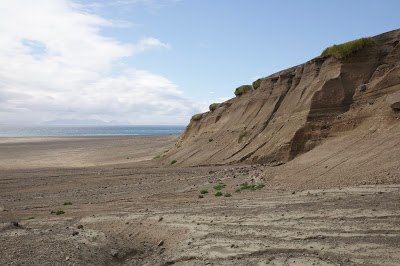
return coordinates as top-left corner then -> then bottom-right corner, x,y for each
163,29 -> 400,166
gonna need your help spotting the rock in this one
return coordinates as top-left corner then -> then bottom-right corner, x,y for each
359,84 -> 367,92
110,249 -> 119,258
159,247 -> 165,254
72,231 -> 79,236
158,216 -> 163,222
77,224 -> 83,229
387,92 -> 400,110
11,221 -> 20,227
65,256 -> 70,261
157,240 -> 164,246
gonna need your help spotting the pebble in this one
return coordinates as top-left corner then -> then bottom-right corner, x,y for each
157,240 -> 164,246
110,249 -> 119,257
11,221 -> 20,227
159,247 -> 165,254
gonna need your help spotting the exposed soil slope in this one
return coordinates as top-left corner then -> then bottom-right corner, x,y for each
163,29 -> 400,166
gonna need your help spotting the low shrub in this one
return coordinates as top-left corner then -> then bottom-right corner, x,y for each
209,138 -> 213,142
171,160 -> 177,165
213,183 -> 226,191
209,103 -> 220,112
236,182 -> 265,192
200,189 -> 209,194
63,202 -> 72,206
191,113 -> 203,121
234,85 -> 253,96
51,210 -> 65,215
321,37 -> 374,59
215,191 -> 223,197
224,193 -> 232,197
252,78 -> 262,90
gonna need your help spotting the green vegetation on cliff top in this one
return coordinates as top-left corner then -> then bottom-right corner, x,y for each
234,85 -> 253,96
321,37 -> 374,59
209,103 -> 220,111
191,113 -> 203,121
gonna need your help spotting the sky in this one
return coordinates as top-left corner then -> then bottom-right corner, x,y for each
1,0 -> 400,125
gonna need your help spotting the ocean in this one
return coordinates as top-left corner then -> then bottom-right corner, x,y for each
0,125 -> 185,137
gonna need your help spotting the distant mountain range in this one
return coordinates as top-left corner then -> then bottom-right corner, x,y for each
41,119 -> 125,126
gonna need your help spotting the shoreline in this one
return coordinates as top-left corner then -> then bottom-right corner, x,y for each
0,135 -> 178,169
0,134 -> 180,143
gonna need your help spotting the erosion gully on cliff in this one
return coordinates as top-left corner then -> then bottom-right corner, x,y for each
163,29 -> 400,166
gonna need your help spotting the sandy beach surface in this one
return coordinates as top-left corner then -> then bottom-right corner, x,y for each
0,135 -> 177,169
1,136 -> 400,265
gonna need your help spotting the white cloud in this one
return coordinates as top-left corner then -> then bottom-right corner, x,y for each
0,0 -> 198,125
133,37 -> 171,53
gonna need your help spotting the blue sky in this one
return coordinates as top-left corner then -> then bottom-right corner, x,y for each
1,0 -> 400,125
94,0 -> 400,102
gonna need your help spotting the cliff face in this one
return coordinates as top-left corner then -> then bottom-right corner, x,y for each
164,29 -> 400,166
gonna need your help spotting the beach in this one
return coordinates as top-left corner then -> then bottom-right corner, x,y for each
1,136 -> 400,265
3,1 -> 400,265
0,135 -> 177,169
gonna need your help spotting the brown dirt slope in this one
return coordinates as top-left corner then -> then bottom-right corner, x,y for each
163,29 -> 400,166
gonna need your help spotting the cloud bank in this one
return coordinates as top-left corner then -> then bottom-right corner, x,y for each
0,0 -> 198,125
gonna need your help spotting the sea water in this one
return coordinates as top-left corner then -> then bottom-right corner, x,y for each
0,125 -> 185,137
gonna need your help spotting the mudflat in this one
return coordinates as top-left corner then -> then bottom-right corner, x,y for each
1,136 -> 400,265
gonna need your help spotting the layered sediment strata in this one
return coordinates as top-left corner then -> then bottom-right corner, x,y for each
164,29 -> 400,166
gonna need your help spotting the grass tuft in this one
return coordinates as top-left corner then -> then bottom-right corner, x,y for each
236,182 -> 265,192
215,191 -> 223,197
200,189 -> 209,194
209,103 -> 220,112
191,113 -> 203,121
252,79 -> 262,90
321,37 -> 374,59
234,85 -> 253,96
213,183 -> 226,191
